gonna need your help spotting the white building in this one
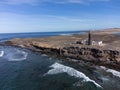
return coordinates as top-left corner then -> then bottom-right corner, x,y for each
78,31 -> 103,46
80,40 -> 103,46
92,41 -> 103,45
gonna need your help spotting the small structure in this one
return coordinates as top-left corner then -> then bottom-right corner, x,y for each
92,41 -> 103,45
76,30 -> 103,46
80,40 -> 88,45
88,30 -> 92,45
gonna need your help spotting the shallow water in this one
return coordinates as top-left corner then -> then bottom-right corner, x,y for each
0,46 -> 120,90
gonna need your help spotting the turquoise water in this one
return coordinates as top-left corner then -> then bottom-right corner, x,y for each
0,31 -> 120,90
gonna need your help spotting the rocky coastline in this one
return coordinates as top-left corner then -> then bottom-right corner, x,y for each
1,29 -> 120,71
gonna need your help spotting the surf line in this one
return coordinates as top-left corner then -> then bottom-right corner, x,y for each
100,66 -> 120,78
45,63 -> 102,88
0,51 -> 4,57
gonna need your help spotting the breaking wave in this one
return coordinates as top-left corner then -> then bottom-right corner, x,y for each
60,34 -> 72,36
8,51 -> 28,61
45,63 -> 102,88
100,66 -> 120,78
0,46 -> 28,61
0,51 -> 4,57
3,48 -> 28,61
41,54 -> 48,57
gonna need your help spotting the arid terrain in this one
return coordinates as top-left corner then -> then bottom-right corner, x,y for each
2,28 -> 120,71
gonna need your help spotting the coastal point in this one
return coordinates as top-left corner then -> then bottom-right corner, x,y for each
1,0 -> 120,89
3,28 -> 120,71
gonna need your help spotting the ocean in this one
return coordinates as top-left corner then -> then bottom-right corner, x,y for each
0,31 -> 86,42
0,31 -> 120,90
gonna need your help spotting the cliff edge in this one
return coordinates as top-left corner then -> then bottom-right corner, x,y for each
2,29 -> 120,71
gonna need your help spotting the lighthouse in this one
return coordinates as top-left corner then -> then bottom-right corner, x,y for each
88,30 -> 92,45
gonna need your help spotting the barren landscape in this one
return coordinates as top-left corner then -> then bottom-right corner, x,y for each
2,28 -> 120,71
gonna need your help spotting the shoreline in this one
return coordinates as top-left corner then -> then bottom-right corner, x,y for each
1,28 -> 120,71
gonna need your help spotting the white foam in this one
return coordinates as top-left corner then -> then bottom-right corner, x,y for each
45,63 -> 102,88
100,77 -> 109,81
41,54 -> 48,57
100,66 -> 120,78
60,34 -> 72,36
0,51 -> 4,57
73,81 -> 84,87
8,51 -> 28,61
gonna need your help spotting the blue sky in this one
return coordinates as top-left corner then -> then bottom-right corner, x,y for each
0,0 -> 120,33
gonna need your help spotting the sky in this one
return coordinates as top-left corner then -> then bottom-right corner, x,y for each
0,0 -> 120,33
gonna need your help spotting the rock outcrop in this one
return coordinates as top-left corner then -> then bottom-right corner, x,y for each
62,46 -> 120,71
2,33 -> 120,71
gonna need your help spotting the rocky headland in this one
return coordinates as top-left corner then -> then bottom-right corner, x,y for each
2,28 -> 120,71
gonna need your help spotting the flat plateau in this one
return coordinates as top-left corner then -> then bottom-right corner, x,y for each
2,28 -> 120,71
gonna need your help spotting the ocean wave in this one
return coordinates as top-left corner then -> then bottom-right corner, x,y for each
41,54 -> 48,57
100,77 -> 109,81
8,50 -> 28,61
100,66 -> 120,78
59,34 -> 72,36
45,63 -> 102,88
0,51 -> 4,57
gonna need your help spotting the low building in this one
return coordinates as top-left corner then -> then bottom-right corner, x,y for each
77,40 -> 103,46
76,30 -> 103,46
92,41 -> 103,45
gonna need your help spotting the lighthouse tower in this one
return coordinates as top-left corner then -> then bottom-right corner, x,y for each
88,30 -> 92,45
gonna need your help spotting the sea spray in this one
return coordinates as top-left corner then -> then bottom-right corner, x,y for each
45,63 -> 102,88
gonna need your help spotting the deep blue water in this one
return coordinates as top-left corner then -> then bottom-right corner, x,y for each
0,31 -> 86,42
0,31 -> 120,90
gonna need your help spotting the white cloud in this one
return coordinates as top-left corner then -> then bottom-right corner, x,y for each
0,12 -> 92,22
0,0 -> 110,5
0,12 -> 95,32
1,12 -> 120,33
46,0 -> 110,4
0,0 -> 39,5
46,15 -> 94,22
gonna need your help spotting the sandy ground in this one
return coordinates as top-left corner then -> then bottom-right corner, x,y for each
6,28 -> 120,51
